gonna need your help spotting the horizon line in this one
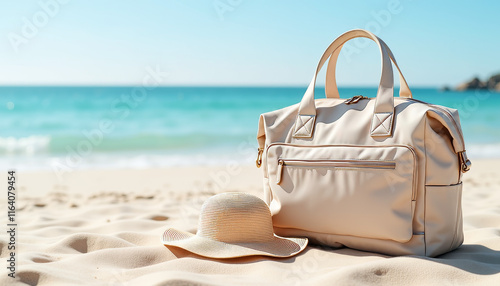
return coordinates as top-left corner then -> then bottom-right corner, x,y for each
0,84 -> 441,89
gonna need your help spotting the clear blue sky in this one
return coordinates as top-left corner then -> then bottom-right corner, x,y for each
0,0 -> 498,87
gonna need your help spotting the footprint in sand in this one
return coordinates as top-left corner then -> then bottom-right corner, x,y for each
373,268 -> 388,276
150,215 -> 169,221
31,254 -> 54,263
17,270 -> 41,285
136,195 -> 155,200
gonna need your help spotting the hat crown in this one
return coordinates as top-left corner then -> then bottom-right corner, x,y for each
197,193 -> 275,243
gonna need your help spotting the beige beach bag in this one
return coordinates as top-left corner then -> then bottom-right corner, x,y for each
256,29 -> 471,257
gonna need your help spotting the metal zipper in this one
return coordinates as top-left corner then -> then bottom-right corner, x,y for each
256,148 -> 263,168
267,143 -> 418,201
345,95 -> 369,105
276,158 -> 396,185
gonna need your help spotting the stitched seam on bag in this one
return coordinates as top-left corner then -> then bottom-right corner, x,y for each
373,114 -> 390,133
370,113 -> 392,135
298,116 -> 313,134
425,182 -> 463,187
293,115 -> 314,136
381,114 -> 392,132
372,115 -> 386,133
370,113 -> 390,136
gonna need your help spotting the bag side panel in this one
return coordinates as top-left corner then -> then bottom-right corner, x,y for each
424,110 -> 464,256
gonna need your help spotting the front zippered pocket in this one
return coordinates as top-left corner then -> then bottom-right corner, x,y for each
266,144 -> 417,243
276,159 -> 396,185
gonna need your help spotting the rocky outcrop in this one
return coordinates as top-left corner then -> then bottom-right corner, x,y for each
456,74 -> 500,91
486,74 -> 500,90
456,77 -> 486,91
439,86 -> 451,92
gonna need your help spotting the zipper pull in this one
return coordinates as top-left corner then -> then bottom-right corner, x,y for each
276,159 -> 284,185
256,148 -> 263,168
345,95 -> 368,105
459,151 -> 472,172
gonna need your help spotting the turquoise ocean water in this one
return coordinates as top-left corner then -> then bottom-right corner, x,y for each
1,86 -> 499,171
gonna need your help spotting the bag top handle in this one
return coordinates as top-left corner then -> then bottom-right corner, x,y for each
293,29 -> 397,139
325,38 -> 412,99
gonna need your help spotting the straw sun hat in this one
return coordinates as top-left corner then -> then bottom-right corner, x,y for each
162,192 -> 308,258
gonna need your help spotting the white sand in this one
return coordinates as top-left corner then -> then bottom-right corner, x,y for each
1,160 -> 499,285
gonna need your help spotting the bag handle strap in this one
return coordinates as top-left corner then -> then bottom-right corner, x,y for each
293,29 -> 396,139
325,39 -> 412,98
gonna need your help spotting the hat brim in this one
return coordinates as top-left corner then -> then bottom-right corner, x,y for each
162,228 -> 308,259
